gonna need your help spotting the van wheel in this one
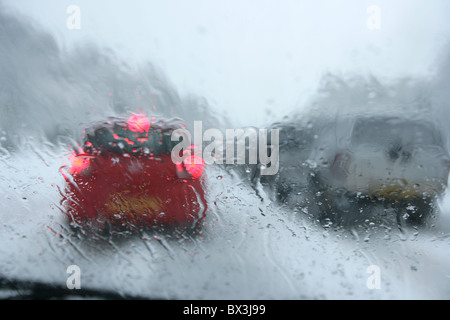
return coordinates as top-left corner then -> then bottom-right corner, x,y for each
316,189 -> 360,227
396,197 -> 436,228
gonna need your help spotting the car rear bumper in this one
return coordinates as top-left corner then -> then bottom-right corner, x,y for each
347,178 -> 447,201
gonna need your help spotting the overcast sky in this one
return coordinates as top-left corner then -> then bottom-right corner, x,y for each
5,0 -> 450,126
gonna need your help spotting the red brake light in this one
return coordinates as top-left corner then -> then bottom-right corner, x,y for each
175,145 -> 205,179
68,149 -> 91,175
126,113 -> 151,133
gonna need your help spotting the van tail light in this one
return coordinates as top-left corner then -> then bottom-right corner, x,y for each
332,151 -> 351,181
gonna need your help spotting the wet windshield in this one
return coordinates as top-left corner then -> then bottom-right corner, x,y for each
1,1 -> 450,302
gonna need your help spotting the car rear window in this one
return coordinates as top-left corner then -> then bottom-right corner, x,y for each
351,118 -> 442,146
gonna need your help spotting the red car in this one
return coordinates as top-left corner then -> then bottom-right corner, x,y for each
60,113 -> 207,233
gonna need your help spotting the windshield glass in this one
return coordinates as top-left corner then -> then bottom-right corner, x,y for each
1,0 -> 450,302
